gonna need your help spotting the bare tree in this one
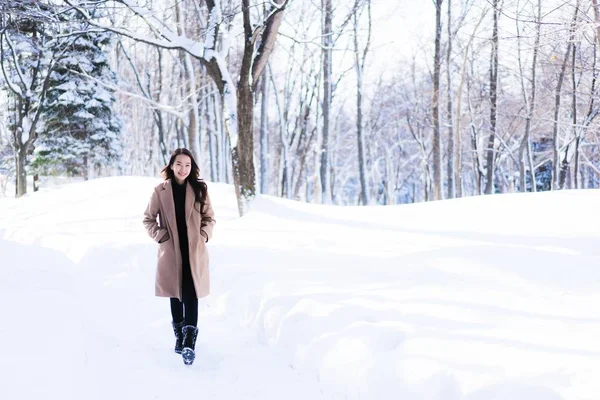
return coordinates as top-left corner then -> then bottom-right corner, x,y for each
552,4 -> 577,189
446,0 -> 455,199
320,0 -> 333,204
116,41 -> 170,166
259,72 -> 269,194
432,0 -> 443,200
352,0 -> 371,205
516,0 -> 540,192
454,5 -> 488,198
574,38 -> 599,188
66,0 -> 289,215
560,0 -> 599,189
175,0 -> 201,162
0,6 -> 61,197
485,0 -> 500,195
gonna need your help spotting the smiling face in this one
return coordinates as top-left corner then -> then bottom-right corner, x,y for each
170,154 -> 192,184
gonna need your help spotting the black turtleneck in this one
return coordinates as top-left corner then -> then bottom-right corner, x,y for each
172,179 -> 195,298
172,179 -> 187,241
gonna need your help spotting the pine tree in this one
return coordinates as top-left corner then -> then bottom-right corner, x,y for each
34,13 -> 122,179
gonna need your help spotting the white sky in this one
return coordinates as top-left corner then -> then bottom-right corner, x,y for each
370,0 -> 435,63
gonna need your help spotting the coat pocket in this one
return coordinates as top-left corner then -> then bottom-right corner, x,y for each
158,230 -> 170,243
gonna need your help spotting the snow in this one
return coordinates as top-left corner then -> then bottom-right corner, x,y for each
20,116 -> 32,142
60,55 -> 94,73
204,2 -> 222,51
118,0 -> 205,58
203,48 -> 239,149
56,81 -> 78,91
74,110 -> 96,119
1,176 -> 599,400
94,87 -> 114,104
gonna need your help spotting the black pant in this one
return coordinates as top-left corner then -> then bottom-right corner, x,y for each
172,254 -> 198,326
170,297 -> 198,327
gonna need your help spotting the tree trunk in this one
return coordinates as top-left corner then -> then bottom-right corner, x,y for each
470,123 -> 483,194
406,115 -> 433,202
552,5 -> 578,190
155,48 -> 168,165
560,27 -> 580,190
235,80 -> 256,206
15,147 -> 26,198
446,0 -> 455,199
551,46 -> 571,189
355,77 -> 368,204
454,8 -> 487,198
566,39 -> 578,190
353,0 -> 370,205
175,2 -> 200,162
518,0 -> 540,192
220,100 -> 230,184
260,74 -> 269,194
432,0 -> 443,201
214,94 -> 225,183
226,0 -> 286,213
320,0 -> 333,204
593,0 -> 600,46
185,58 -> 200,161
575,40 -> 598,188
485,0 -> 500,195
384,149 -> 395,204
574,135 -> 582,188
205,84 -> 217,182
269,68 -> 291,198
83,154 -> 89,181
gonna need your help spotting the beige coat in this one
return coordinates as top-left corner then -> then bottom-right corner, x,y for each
143,180 -> 216,300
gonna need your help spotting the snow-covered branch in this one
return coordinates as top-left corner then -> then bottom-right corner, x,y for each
68,67 -> 185,119
0,31 -> 23,97
2,28 -> 28,93
64,0 -> 205,59
251,0 -> 289,90
204,0 -> 222,51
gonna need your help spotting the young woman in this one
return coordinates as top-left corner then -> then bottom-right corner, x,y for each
143,148 -> 216,366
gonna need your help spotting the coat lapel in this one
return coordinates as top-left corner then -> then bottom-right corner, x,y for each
159,180 -> 178,236
185,181 -> 195,222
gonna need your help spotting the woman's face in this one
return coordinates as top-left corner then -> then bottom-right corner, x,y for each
171,154 -> 192,183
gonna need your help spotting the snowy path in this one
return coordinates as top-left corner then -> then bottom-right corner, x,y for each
2,177 -> 600,400
1,239 -> 326,400
0,178 -> 325,400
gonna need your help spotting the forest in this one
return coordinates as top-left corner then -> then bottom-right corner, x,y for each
1,0 -> 598,215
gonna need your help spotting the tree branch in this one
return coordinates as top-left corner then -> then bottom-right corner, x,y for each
0,29 -> 23,97
64,0 -> 205,59
3,25 -> 28,91
251,0 -> 289,91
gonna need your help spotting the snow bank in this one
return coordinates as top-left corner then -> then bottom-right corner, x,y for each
1,177 -> 599,400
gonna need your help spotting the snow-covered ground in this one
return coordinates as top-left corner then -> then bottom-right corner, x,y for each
1,176 -> 599,400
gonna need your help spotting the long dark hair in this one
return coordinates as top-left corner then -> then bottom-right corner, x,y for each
161,148 -> 207,212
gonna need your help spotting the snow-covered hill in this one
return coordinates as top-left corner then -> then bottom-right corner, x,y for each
1,177 -> 599,400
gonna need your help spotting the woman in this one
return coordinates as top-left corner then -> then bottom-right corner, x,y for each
143,148 -> 216,366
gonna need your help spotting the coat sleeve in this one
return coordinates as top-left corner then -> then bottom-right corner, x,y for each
143,188 -> 169,243
200,192 -> 216,243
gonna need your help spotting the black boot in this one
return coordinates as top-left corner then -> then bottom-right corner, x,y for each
181,325 -> 198,365
172,321 -> 185,354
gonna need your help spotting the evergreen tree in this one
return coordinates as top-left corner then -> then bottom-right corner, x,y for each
34,12 -> 122,179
